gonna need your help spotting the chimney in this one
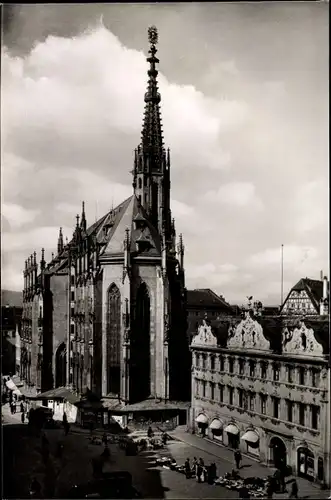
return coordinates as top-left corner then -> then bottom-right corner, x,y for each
323,276 -> 328,300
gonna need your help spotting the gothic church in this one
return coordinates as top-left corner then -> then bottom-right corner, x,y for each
21,26 -> 190,411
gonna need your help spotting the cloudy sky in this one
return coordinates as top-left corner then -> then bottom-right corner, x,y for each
2,3 -> 329,305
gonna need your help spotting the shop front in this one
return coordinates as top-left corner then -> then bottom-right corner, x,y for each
297,447 -> 315,482
196,413 -> 208,436
269,436 -> 287,469
209,419 -> 224,442
224,423 -> 240,449
241,429 -> 260,457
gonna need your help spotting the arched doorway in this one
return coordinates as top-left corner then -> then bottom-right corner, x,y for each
298,447 -> 315,481
130,283 -> 150,403
269,437 -> 287,469
107,284 -> 121,396
55,343 -> 67,388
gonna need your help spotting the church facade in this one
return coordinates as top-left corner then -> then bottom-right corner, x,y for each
21,26 -> 190,413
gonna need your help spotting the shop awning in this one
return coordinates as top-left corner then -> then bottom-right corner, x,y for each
209,419 -> 223,430
224,424 -> 239,435
196,413 -> 208,424
241,430 -> 259,444
6,380 -> 16,391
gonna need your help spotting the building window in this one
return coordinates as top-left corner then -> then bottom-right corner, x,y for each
228,386 -> 234,405
210,355 -> 215,371
299,367 -> 306,386
238,388 -> 243,407
196,311 -> 199,316
195,379 -> 199,397
311,369 -> 319,387
228,358 -> 234,373
202,380 -> 206,398
249,392 -> 255,411
71,307 -> 75,317
261,362 -> 267,379
210,382 -> 215,400
249,361 -> 255,377
71,275 -> 75,285
272,397 -> 280,419
287,366 -> 293,383
220,356 -> 225,371
273,364 -> 280,381
286,400 -> 293,422
70,324 -> 75,334
260,394 -> 268,415
299,403 -> 305,426
71,291 -> 75,301
219,384 -> 224,402
239,358 -> 245,375
201,354 -> 206,370
311,405 -> 320,430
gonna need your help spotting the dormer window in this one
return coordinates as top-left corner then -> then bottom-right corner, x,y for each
133,213 -> 147,230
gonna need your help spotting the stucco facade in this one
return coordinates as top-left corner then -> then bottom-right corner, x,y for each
190,313 -> 330,487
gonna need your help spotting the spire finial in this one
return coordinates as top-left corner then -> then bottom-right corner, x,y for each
81,201 -> 87,231
40,248 -> 46,270
148,25 -> 158,46
58,227 -> 64,254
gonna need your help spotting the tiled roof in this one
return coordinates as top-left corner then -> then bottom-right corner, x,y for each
187,289 -> 233,311
37,386 -> 80,404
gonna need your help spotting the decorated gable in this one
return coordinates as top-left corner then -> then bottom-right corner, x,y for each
191,320 -> 217,347
282,320 -> 324,357
227,313 -> 270,351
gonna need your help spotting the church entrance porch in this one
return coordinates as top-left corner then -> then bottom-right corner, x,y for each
119,399 -> 190,431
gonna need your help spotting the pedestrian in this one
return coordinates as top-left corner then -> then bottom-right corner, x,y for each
102,432 -> 108,446
13,401 -> 16,414
147,426 -> 153,438
234,449 -> 242,469
29,477 -> 41,498
289,479 -> 298,499
279,467 -> 286,493
63,411 -> 67,425
20,401 -> 25,413
89,420 -> 94,437
21,411 -> 25,424
64,421 -> 70,436
184,458 -> 191,479
192,456 -> 198,476
208,462 -> 217,484
196,462 -> 203,483
266,481 -> 274,499
239,484 -> 250,499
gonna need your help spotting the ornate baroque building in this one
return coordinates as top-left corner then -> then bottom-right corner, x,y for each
190,307 -> 330,486
21,26 -> 190,414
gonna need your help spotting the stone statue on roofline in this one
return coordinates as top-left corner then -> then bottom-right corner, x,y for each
241,296 -> 264,319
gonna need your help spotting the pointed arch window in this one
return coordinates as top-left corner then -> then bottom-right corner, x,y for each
107,284 -> 121,395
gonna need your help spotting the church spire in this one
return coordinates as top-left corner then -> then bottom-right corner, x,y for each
133,26 -> 170,235
141,26 -> 164,158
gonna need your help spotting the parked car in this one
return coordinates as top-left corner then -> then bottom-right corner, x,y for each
67,471 -> 142,499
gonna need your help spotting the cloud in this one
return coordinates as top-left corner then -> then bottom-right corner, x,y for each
2,203 -> 40,229
291,180 -> 329,234
248,245 -> 318,269
1,8 -> 328,304
202,182 -> 263,210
